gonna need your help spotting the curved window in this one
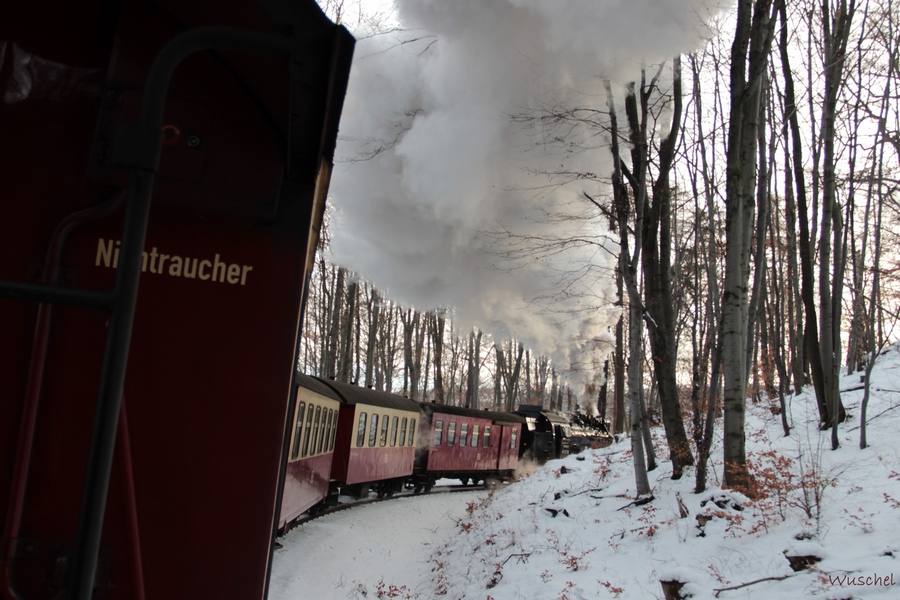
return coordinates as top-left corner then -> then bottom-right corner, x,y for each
390,416 -> 399,446
459,423 -> 469,447
317,408 -> 329,454
408,419 -> 417,446
379,414 -> 389,447
483,426 -> 491,448
510,429 -> 518,449
471,425 -> 480,447
290,402 -> 306,460
447,422 -> 457,446
301,403 -> 315,457
328,409 -> 338,451
311,405 -> 322,455
399,418 -> 408,447
356,412 -> 368,447
432,420 -> 444,446
368,414 -> 379,447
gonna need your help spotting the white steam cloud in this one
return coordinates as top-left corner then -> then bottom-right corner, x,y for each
326,0 -> 726,396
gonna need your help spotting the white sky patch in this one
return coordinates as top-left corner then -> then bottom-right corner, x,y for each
326,0 -> 731,395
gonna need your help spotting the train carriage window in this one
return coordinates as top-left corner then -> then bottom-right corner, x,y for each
459,423 -> 469,447
317,408 -> 329,454
432,420 -> 444,446
322,408 -> 334,452
483,426 -> 491,448
356,412 -> 367,447
368,414 -> 379,447
471,425 -> 480,447
311,405 -> 322,455
447,422 -> 457,446
290,402 -> 306,460
390,416 -> 399,446
328,409 -> 338,451
379,414 -> 389,447
408,420 -> 417,446
302,403 -> 315,457
399,418 -> 408,446
510,429 -> 518,449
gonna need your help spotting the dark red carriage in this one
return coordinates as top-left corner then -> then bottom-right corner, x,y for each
315,379 -> 421,499
415,404 -> 524,491
278,375 -> 342,528
0,1 -> 353,598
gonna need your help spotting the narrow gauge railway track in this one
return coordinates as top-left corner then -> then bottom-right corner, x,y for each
284,483 -> 492,530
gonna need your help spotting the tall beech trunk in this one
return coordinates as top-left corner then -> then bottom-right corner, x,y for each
722,0 -> 777,491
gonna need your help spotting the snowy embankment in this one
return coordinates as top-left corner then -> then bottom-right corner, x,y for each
271,345 -> 900,599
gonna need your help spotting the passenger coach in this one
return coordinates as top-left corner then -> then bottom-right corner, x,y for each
278,374 -> 341,528
317,378 -> 421,498
415,403 -> 524,491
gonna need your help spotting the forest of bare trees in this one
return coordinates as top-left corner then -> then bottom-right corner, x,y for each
297,219 -> 583,418
309,0 -> 900,495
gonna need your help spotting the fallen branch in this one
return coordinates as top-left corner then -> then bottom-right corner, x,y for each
713,574 -> 793,597
570,487 -> 607,497
617,495 -> 655,511
499,553 -> 531,566
846,402 -> 900,432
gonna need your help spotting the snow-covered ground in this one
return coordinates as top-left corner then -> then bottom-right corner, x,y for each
270,345 -> 900,599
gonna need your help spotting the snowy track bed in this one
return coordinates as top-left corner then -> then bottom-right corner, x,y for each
270,490 -> 487,600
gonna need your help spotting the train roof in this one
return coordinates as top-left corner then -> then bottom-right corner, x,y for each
295,372 -> 343,401
514,405 -> 570,424
309,377 -> 421,413
419,402 -> 526,425
542,411 -> 571,424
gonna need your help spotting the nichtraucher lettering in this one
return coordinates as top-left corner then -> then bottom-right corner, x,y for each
95,238 -> 253,286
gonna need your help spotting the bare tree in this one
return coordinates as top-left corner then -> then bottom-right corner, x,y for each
605,79 -> 651,496
430,312 -> 446,403
465,328 -> 483,408
721,0 -> 777,490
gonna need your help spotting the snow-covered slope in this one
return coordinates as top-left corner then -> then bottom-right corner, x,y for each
271,344 -> 900,599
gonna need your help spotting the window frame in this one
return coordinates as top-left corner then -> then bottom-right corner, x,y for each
399,417 -> 408,447
379,414 -> 389,447
432,420 -> 444,446
290,401 -> 306,461
310,405 -> 322,455
356,412 -> 368,448
368,414 -> 379,447
390,416 -> 399,446
447,422 -> 457,446
327,409 -> 337,451
301,403 -> 315,458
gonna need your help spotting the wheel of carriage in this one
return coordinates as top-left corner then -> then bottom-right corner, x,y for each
460,477 -> 469,486
376,481 -> 394,498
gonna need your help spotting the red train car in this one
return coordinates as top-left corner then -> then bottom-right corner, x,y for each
0,1 -> 353,598
315,378 -> 421,498
278,375 -> 342,528
415,404 -> 525,491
